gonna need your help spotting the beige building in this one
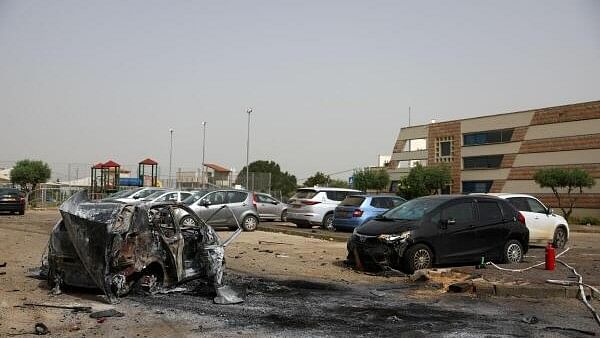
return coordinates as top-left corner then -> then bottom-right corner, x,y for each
387,100 -> 600,218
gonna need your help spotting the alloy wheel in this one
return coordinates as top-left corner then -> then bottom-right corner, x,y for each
244,216 -> 258,231
181,216 -> 197,227
506,243 -> 522,263
413,249 -> 432,270
554,228 -> 567,249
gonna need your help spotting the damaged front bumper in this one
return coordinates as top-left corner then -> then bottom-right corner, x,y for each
347,232 -> 410,270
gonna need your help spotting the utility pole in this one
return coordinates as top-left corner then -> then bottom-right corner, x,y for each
201,121 -> 207,187
169,128 -> 174,188
245,107 -> 253,190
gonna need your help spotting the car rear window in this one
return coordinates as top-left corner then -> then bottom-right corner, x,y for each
291,189 -> 317,199
340,196 -> 365,207
0,188 -> 20,196
478,201 -> 503,222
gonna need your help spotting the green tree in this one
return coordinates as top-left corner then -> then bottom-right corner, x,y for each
10,159 -> 52,194
533,168 -> 595,219
352,168 -> 390,192
236,160 -> 297,197
397,163 -> 451,199
303,172 -> 350,188
304,172 -> 330,187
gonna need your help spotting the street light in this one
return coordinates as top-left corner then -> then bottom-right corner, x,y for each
201,121 -> 207,187
245,107 -> 253,190
169,128 -> 174,188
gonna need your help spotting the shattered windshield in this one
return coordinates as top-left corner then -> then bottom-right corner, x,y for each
382,197 -> 445,221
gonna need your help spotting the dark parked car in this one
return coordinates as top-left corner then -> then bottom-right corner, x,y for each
0,188 -> 26,215
347,195 -> 529,273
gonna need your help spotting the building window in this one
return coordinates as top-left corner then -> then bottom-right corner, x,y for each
463,129 -> 514,146
462,181 -> 493,193
436,137 -> 454,162
402,138 -> 427,152
463,155 -> 504,170
397,159 -> 427,169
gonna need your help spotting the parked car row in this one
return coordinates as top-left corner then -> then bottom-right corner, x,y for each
0,188 -> 26,215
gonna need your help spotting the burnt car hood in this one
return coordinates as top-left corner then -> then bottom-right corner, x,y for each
355,218 -> 418,236
58,191 -> 124,301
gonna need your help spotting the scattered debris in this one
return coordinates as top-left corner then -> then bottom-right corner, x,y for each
409,270 -> 430,282
275,254 -> 289,258
258,240 -> 289,245
0,262 -> 6,267
22,303 -> 92,313
34,323 -> 49,335
157,287 -> 188,294
0,271 -> 5,275
214,285 -> 246,305
448,282 -> 473,293
89,309 -> 125,319
258,249 -> 274,253
521,316 -> 539,324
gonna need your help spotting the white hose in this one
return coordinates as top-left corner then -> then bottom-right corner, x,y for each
486,247 -> 570,272
553,259 -> 600,327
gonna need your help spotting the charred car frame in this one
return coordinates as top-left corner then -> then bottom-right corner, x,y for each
45,191 -> 243,304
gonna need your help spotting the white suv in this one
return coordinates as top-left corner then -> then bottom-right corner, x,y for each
287,187 -> 362,229
482,193 -> 569,248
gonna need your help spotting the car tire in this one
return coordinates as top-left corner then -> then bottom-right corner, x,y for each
241,215 -> 258,232
179,215 -> 197,227
553,227 -> 568,249
19,209 -> 24,215
404,244 -> 433,273
135,266 -> 164,294
280,210 -> 287,222
502,239 -> 524,264
321,214 -> 334,231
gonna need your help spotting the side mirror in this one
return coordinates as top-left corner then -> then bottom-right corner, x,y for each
271,201 -> 279,205
201,199 -> 211,207
547,208 -> 553,215
133,195 -> 140,199
440,218 -> 455,230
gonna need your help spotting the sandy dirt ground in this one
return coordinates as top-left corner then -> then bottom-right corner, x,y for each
1,210 -> 599,337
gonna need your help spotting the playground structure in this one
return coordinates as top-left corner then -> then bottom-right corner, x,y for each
90,158 -> 159,197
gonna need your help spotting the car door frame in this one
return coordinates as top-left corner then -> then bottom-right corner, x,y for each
474,198 -> 510,260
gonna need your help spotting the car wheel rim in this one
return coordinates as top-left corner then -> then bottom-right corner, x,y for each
182,217 -> 196,226
325,216 -> 334,230
413,249 -> 431,270
555,229 -> 566,248
245,217 -> 257,230
507,243 -> 522,263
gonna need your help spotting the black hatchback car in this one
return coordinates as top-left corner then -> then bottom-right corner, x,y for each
347,195 -> 529,273
0,188 -> 26,215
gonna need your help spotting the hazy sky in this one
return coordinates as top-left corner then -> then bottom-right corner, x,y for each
1,1 -> 599,182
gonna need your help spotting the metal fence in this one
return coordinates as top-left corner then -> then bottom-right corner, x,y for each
29,184 -> 87,209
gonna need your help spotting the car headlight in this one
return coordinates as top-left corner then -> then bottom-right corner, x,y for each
378,231 -> 411,242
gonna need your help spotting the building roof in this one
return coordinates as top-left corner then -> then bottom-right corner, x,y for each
203,163 -> 231,173
139,158 -> 158,165
92,162 -> 104,169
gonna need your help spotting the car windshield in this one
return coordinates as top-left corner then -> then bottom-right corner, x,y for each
107,189 -> 140,198
339,196 -> 365,207
135,189 -> 162,199
143,191 -> 167,200
183,190 -> 210,205
382,197 -> 446,221
291,189 -> 317,199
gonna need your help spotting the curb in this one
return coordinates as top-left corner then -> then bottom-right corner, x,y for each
571,225 -> 600,234
258,224 -> 348,242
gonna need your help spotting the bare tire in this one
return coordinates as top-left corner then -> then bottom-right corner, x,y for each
404,244 -> 433,273
280,210 -> 287,222
553,227 -> 568,249
503,239 -> 523,264
242,215 -> 258,232
321,214 -> 334,230
180,215 -> 197,227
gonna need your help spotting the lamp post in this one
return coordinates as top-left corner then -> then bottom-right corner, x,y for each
245,107 -> 253,190
168,128 -> 174,188
201,121 -> 207,187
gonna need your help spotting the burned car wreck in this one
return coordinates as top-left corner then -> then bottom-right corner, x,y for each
45,190 -> 243,304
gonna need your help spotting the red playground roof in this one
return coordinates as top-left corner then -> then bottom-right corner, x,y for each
103,160 -> 120,168
92,162 -> 104,169
139,158 -> 158,165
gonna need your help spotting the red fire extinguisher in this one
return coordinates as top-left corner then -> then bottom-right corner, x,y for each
545,243 -> 556,271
